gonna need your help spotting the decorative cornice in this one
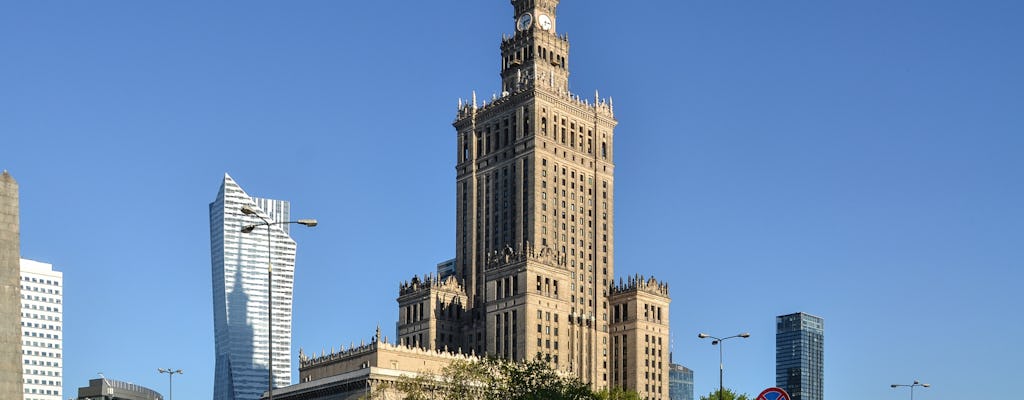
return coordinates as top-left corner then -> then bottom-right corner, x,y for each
299,330 -> 483,369
399,274 -> 466,297
484,241 -> 568,271
610,274 -> 670,298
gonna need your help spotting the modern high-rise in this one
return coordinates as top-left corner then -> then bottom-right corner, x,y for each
776,312 -> 824,400
392,0 -> 672,397
211,173 -> 298,400
435,259 -> 456,280
1,170 -> 25,399
19,259 -> 63,400
669,363 -> 693,400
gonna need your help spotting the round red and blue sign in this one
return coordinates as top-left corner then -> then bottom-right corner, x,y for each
757,387 -> 791,400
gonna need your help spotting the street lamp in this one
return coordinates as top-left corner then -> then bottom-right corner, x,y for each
698,332 -> 750,400
157,369 -> 183,400
240,205 -> 317,400
891,380 -> 930,400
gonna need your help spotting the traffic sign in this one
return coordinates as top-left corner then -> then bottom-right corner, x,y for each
757,387 -> 791,400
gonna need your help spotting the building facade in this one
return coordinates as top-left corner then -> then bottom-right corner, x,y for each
609,277 -> 670,397
285,2 -> 672,399
211,173 -> 299,400
1,171 -> 24,400
776,312 -> 824,400
19,259 -> 63,400
75,378 -> 162,400
668,363 -> 693,400
436,259 -> 456,280
394,0 -> 671,397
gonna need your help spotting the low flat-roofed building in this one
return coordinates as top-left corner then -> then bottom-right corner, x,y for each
75,378 -> 162,400
271,329 -> 481,400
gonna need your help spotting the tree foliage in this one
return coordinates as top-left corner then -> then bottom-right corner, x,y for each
367,354 -> 641,400
698,388 -> 751,400
596,387 -> 642,400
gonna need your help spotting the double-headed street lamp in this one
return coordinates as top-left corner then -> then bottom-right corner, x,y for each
241,205 -> 318,400
157,368 -> 182,400
698,332 -> 750,400
891,380 -> 930,400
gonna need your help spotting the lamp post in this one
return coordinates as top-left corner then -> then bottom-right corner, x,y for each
241,205 -> 318,400
891,380 -> 930,400
698,332 -> 750,400
157,369 -> 182,400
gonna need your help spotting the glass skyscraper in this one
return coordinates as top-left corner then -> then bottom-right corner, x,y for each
669,363 -> 693,400
211,174 -> 297,400
776,312 -> 824,400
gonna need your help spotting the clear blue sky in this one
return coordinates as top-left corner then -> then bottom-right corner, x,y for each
2,1 -> 1022,399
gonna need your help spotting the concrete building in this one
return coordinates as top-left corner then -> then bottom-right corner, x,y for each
1,170 -> 24,399
776,312 -> 824,400
19,259 -> 63,400
293,1 -> 672,399
609,277 -> 670,396
75,378 -> 162,400
668,363 -> 693,400
211,173 -> 300,400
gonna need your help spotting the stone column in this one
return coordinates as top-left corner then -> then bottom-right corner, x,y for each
0,170 -> 23,399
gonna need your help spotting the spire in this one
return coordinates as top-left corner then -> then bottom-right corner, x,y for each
0,169 -> 13,184
375,323 -> 382,343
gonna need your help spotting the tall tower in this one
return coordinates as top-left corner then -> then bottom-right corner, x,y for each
776,312 -> 824,400
450,0 -> 620,388
19,259 -> 63,400
609,276 -> 671,398
391,1 -> 668,396
0,170 -> 24,400
211,174 -> 298,400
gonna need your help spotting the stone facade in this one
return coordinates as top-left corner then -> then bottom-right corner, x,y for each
449,0 -> 622,386
295,1 -> 672,398
1,171 -> 24,399
297,329 -> 481,383
610,276 -> 671,399
396,275 -> 467,351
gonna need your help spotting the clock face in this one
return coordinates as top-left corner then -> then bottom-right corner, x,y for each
517,13 -> 533,31
538,14 -> 552,31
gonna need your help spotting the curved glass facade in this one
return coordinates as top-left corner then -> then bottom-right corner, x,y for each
211,174 -> 296,400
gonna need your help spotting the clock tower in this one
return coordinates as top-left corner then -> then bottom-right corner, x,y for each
449,0 -> 641,392
501,0 -> 570,95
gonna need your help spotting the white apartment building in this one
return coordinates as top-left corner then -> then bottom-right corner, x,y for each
20,258 -> 63,400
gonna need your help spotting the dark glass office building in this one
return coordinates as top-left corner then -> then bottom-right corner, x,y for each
776,312 -> 824,400
669,363 -> 693,400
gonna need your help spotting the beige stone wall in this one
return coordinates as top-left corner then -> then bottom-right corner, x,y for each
610,286 -> 671,399
397,0 -> 664,393
396,278 -> 468,352
299,342 -> 479,383
0,171 -> 23,399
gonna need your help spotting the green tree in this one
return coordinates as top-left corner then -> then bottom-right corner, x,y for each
596,387 -> 642,400
376,355 -> 605,400
485,355 -> 598,400
699,388 -> 751,400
